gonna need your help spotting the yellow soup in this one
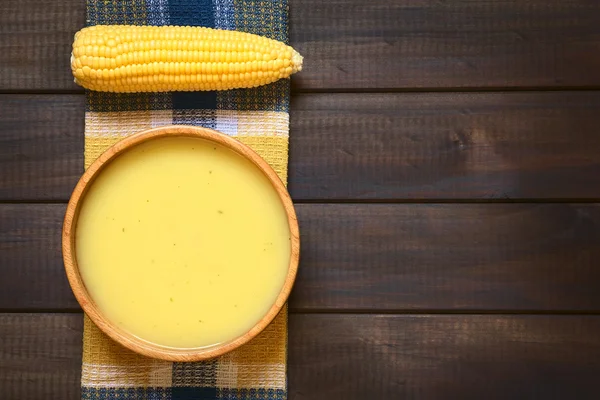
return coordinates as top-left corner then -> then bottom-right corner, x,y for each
76,136 -> 291,348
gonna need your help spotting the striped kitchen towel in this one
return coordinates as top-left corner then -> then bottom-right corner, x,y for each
81,1 -> 290,399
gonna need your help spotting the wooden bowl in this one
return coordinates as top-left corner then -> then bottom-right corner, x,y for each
62,125 -> 300,361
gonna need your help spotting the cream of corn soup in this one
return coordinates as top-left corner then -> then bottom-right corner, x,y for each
75,136 -> 291,348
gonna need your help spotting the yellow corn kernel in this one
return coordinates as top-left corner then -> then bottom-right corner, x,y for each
71,25 -> 303,93
74,68 -> 84,80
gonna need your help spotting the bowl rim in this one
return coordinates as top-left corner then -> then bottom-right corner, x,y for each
62,124 -> 300,361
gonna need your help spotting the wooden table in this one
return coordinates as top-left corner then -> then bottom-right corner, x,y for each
2,1 -> 600,398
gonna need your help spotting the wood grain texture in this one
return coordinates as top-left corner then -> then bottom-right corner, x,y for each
289,314 -> 600,399
3,92 -> 600,201
292,203 -> 600,311
0,0 -> 85,91
3,203 -> 600,312
2,313 -> 600,400
0,95 -> 83,200
0,314 -> 82,400
291,0 -> 600,90
289,92 -> 600,200
0,204 -> 79,310
2,0 -> 600,90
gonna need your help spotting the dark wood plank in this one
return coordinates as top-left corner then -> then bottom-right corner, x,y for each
0,0 -> 85,91
3,313 -> 600,399
0,205 -> 79,310
2,0 -> 600,90
0,313 -> 82,400
0,95 -> 83,201
3,92 -> 600,201
3,203 -> 600,312
293,203 -> 600,311
292,0 -> 600,90
289,92 -> 600,200
289,314 -> 600,399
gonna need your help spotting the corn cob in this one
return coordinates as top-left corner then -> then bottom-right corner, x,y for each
71,25 -> 303,93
